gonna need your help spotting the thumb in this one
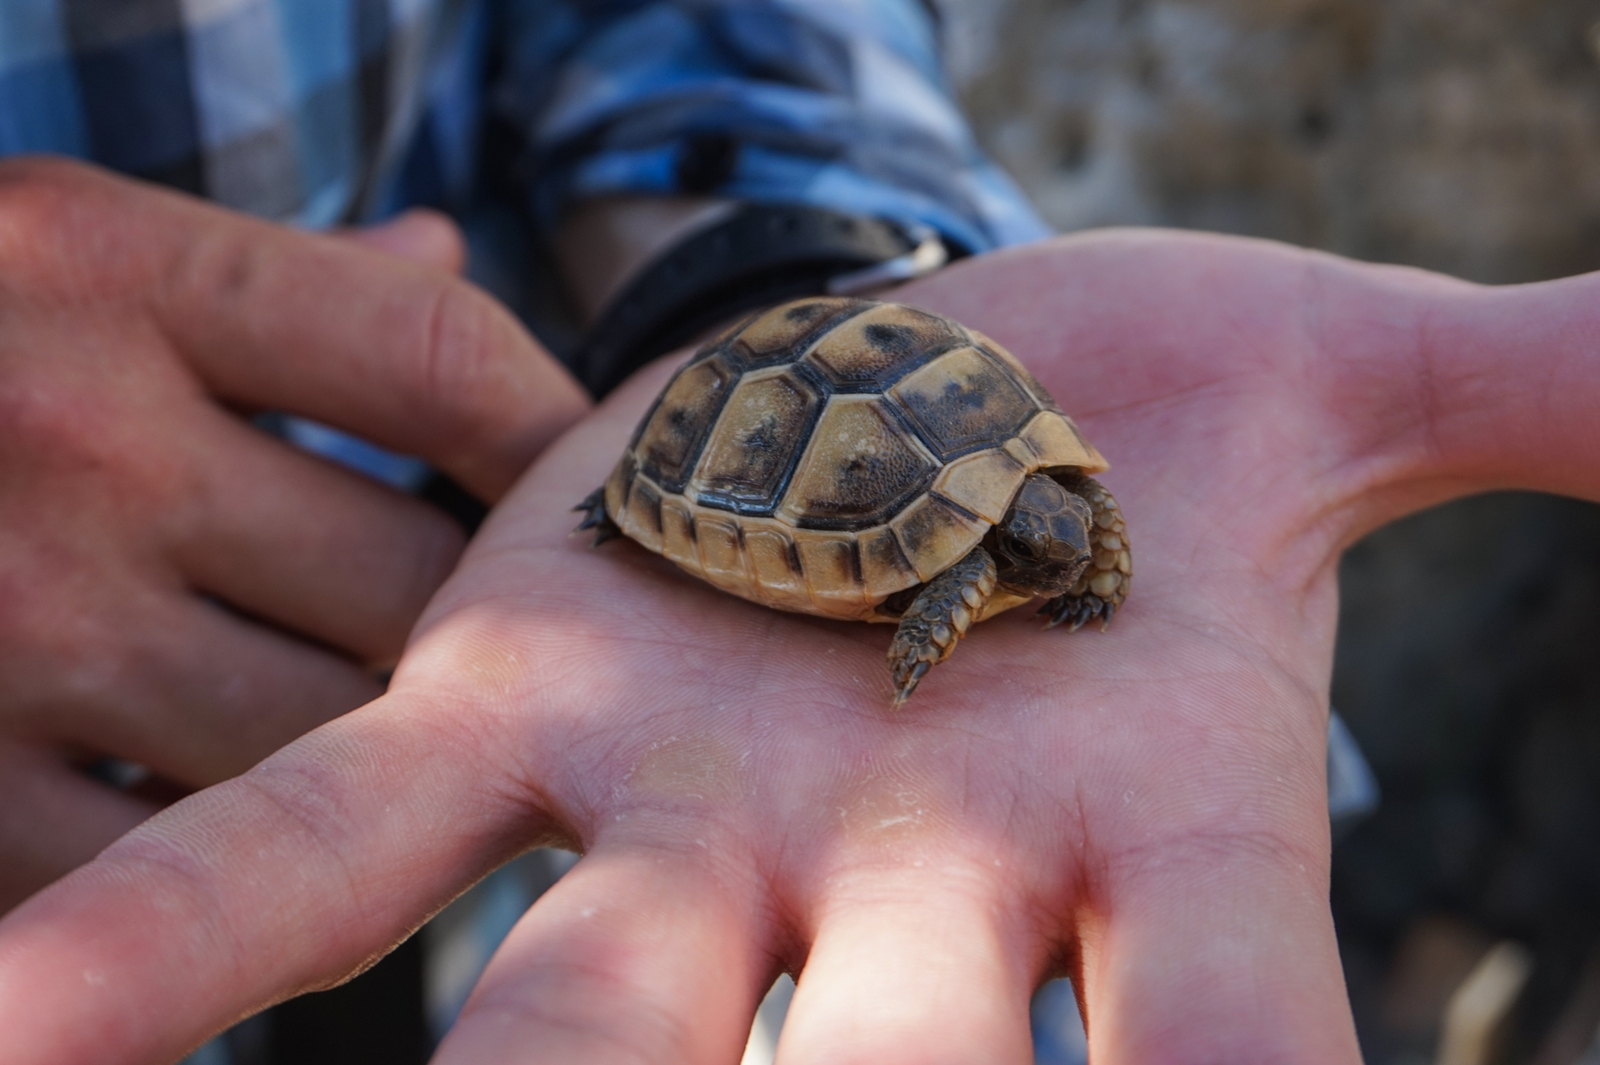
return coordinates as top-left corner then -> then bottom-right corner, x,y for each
341,209 -> 468,275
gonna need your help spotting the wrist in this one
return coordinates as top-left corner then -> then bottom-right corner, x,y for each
554,196 -> 737,327
563,200 -> 953,396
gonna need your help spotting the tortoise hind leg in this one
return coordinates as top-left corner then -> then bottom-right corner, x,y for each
1039,474 -> 1130,632
573,487 -> 623,547
887,546 -> 997,707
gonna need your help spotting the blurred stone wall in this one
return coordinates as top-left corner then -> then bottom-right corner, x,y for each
942,0 -> 1600,283
935,2 -> 1600,1061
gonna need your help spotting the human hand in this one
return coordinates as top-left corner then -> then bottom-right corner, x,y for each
0,158 -> 589,909
4,228 -> 1598,1064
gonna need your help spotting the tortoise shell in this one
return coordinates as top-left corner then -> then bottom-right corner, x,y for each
602,297 -> 1107,622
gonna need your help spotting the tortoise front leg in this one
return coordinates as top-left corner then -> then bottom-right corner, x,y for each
887,546 -> 997,707
1039,474 -> 1130,632
572,486 -> 623,547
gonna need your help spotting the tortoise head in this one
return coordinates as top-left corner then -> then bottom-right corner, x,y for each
990,473 -> 1094,596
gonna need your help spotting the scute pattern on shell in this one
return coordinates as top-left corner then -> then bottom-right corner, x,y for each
604,298 -> 1107,622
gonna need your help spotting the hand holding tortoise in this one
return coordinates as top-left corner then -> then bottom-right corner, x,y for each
3,229 -> 1599,1065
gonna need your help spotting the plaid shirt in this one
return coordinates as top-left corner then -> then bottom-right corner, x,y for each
0,0 -> 1049,253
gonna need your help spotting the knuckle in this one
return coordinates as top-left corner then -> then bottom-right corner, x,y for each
243,758 -> 360,856
411,279 -> 577,485
231,760 -> 369,908
88,817 -> 258,968
417,282 -> 507,433
0,155 -> 91,215
0,379 -> 103,460
0,157 -> 113,286
0,377 -> 189,509
464,959 -> 697,1065
1108,815 -> 1326,889
0,560 -> 139,712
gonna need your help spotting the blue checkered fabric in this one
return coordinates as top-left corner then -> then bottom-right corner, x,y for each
0,0 -> 1049,251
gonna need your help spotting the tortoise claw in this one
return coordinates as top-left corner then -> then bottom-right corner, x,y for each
1038,592 -> 1114,633
573,487 -> 622,547
572,487 -> 603,524
891,661 -> 932,709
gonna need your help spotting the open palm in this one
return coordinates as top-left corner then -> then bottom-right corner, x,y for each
4,230 -> 1598,1065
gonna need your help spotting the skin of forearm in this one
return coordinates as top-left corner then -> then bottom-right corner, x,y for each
553,195 -> 735,327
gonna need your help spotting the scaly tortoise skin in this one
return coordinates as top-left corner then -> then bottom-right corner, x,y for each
576,297 -> 1131,705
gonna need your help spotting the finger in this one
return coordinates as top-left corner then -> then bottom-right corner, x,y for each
169,406 -> 465,663
154,209 -> 589,500
437,844 -> 768,1065
337,209 -> 467,274
22,159 -> 589,499
41,589 -> 384,787
0,689 -> 538,1065
777,874 -> 1035,1065
1368,270 -> 1600,504
1079,822 -> 1360,1063
157,217 -> 588,500
0,744 -> 157,913
448,348 -> 684,529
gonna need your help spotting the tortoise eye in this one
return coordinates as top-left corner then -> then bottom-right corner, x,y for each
1003,527 -> 1046,561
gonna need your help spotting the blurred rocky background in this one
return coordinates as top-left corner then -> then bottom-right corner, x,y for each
942,0 -> 1600,281
934,1 -> 1600,1061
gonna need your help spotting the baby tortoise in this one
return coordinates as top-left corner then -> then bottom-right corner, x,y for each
577,297 -> 1130,705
